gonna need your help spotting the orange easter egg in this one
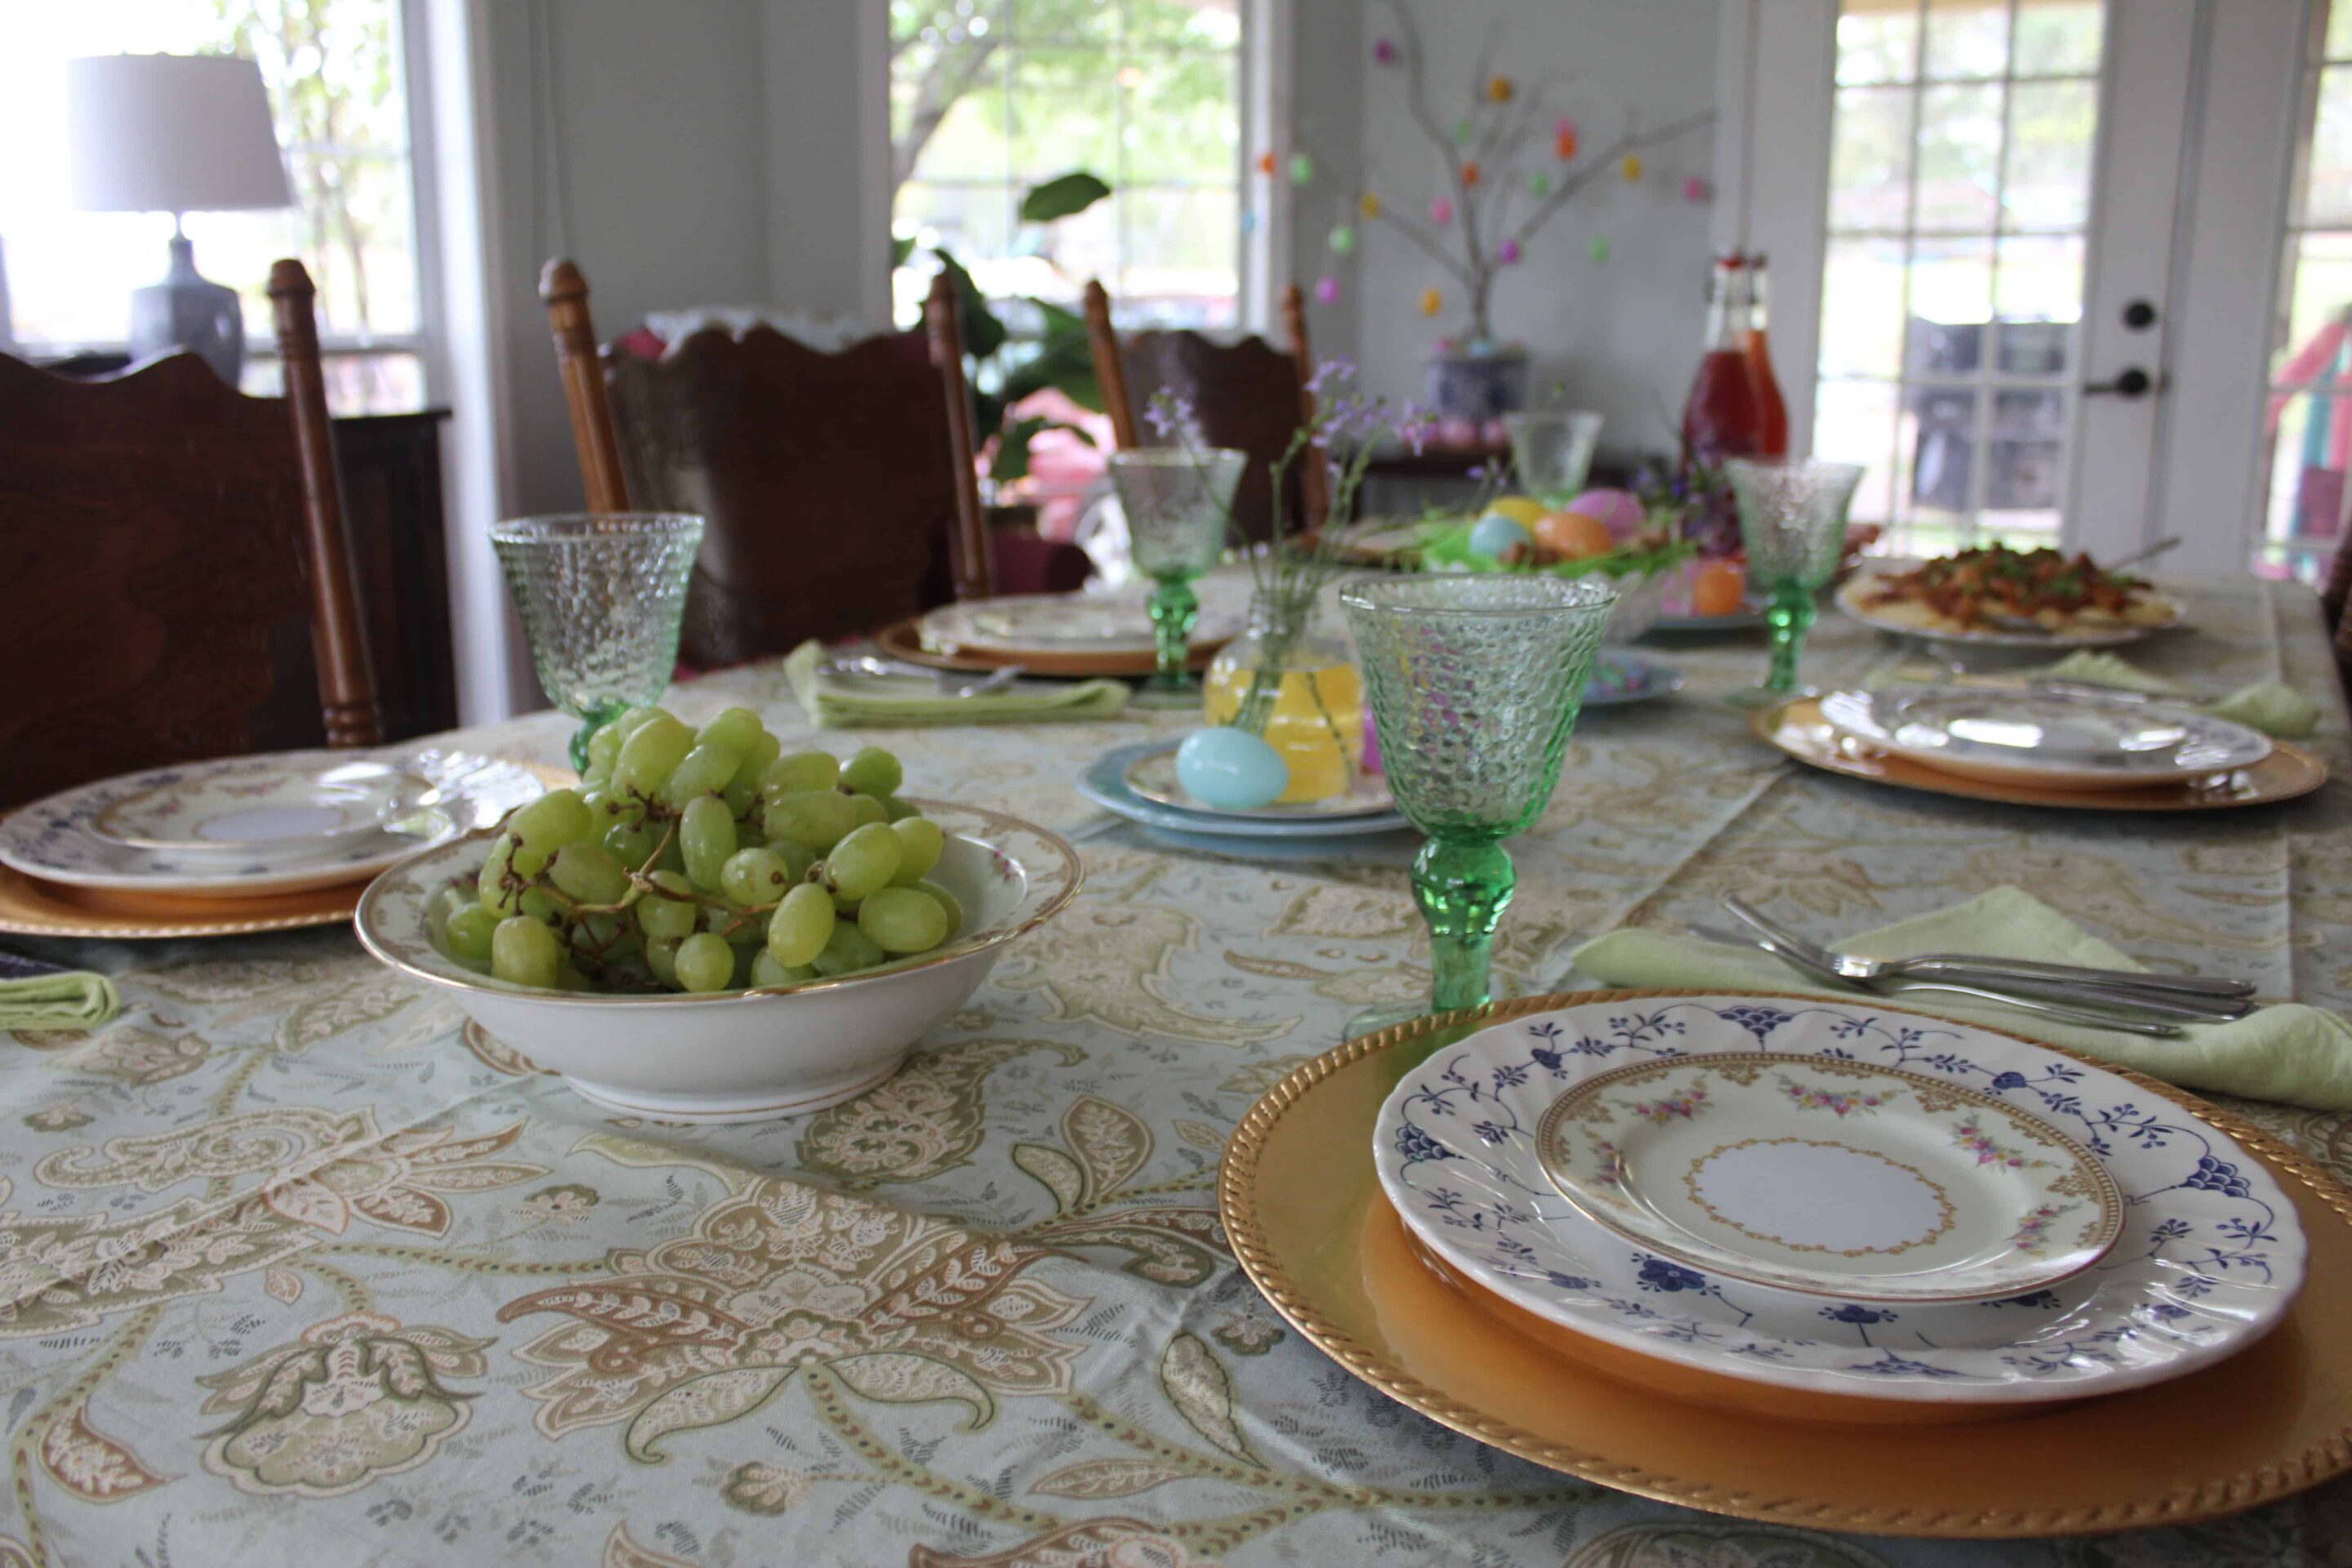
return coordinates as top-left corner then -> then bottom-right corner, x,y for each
1534,510 -> 1615,560
1691,559 -> 1747,617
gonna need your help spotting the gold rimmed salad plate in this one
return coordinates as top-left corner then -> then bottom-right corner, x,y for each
1534,1054 -> 2123,1303
1123,747 -> 1395,820
1219,991 -> 2352,1536
1753,697 -> 2327,811
1817,687 -> 2272,791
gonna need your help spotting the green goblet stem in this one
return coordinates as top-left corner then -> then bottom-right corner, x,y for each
1762,579 -> 1819,696
1145,574 -> 1200,692
569,700 -> 630,774
1414,836 -> 1517,1013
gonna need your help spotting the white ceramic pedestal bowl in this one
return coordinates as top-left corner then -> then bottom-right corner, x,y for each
356,800 -> 1081,1122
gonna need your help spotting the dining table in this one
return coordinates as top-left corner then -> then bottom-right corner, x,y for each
2,570 -> 2346,1568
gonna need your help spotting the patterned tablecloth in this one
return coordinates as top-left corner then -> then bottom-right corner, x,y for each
3,577 -> 2348,1568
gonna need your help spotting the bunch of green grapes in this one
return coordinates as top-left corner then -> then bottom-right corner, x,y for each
425,706 -> 964,995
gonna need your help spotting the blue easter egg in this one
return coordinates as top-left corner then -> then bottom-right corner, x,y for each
1468,511 -> 1533,561
1176,726 -> 1289,811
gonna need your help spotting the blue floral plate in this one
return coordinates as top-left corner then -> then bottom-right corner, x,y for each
1580,650 -> 1683,709
1374,994 -> 2305,1410
1077,742 -> 1411,840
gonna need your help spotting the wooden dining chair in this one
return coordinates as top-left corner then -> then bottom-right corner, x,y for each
0,259 -> 381,811
2323,533 -> 2352,637
540,261 -> 994,670
1083,279 -> 1327,541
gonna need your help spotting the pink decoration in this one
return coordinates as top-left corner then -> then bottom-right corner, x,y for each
1373,37 -> 1398,65
1682,175 -> 1710,203
1554,116 -> 1577,140
1480,416 -> 1512,447
1563,488 -> 1648,542
1361,719 -> 1384,777
1439,416 -> 1481,448
1429,196 -> 1454,225
1436,335 -> 1458,353
1498,238 -> 1521,265
1314,274 -> 1341,304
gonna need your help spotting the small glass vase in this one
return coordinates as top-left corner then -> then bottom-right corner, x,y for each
1203,598 -> 1366,805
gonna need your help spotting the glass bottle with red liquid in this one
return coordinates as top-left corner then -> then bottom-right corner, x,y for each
1682,255 -> 1766,466
1745,252 -> 1790,458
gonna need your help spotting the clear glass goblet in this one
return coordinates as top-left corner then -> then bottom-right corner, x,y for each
1340,574 -> 1617,1039
1107,448 -> 1246,703
1725,457 -> 1865,706
1502,408 -> 1605,509
489,512 -> 705,771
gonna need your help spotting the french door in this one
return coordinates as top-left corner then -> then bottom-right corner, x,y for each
1722,0 -> 2315,576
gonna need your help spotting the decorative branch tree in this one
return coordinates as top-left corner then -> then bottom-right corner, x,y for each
1358,0 -> 1714,345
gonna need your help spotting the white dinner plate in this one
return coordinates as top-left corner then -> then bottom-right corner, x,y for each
1535,1053 -> 2122,1303
1836,570 -> 2183,648
921,594 -> 1249,657
1374,995 -> 2305,1410
1818,688 -> 2272,790
0,750 -> 547,897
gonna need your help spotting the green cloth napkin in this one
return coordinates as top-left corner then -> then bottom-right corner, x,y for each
1570,887 -> 2352,1111
1863,649 -> 2324,739
1,971 -> 120,1033
783,640 -> 1129,729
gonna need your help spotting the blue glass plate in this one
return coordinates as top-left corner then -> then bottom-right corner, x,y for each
1077,742 -> 1411,839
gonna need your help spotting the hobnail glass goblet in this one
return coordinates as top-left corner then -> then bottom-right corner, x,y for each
1725,457 -> 1864,706
1107,448 -> 1246,702
1502,408 -> 1605,509
1340,574 -> 1617,1037
490,512 -> 705,771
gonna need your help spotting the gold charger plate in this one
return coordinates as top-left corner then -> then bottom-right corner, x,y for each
0,863 -> 368,938
1753,696 -> 2328,811
1218,989 -> 2352,1538
875,616 -> 1222,678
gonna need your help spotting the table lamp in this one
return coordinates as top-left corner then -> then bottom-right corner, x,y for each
67,54 -> 291,385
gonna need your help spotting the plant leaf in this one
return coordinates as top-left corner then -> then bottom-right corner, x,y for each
621,1365 -> 797,1462
991,414 -> 1050,483
933,247 -> 1009,361
1030,1456 -> 1194,1499
1157,1332 -> 1260,1465
891,234 -> 919,267
1012,1143 -> 1086,1214
1062,1094 -> 1153,1194
829,1352 -> 996,1431
1019,170 -> 1112,223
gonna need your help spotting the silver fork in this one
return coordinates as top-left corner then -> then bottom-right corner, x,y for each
1695,923 -> 2187,1039
1722,897 -> 2254,1018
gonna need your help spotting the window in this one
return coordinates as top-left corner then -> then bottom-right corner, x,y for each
888,0 -> 1244,331
1811,0 -> 2106,557
2258,3 -> 2352,581
0,0 -> 427,412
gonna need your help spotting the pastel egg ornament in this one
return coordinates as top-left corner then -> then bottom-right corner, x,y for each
1533,510 -> 1614,561
1314,274 -> 1342,305
1563,488 -> 1647,541
1498,238 -> 1521,265
1420,287 -> 1445,317
1468,510 -> 1535,564
1429,196 -> 1454,226
1176,727 -> 1288,812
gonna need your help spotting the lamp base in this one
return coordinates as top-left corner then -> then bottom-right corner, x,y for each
130,233 -> 245,386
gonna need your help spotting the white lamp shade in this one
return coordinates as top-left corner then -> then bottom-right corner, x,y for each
68,55 -> 291,214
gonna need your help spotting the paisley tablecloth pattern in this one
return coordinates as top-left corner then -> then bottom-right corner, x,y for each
2,577 -> 2348,1567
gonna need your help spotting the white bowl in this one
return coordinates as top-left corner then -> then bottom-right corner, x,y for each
355,800 -> 1081,1122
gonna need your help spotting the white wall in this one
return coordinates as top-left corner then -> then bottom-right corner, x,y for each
1347,0 -> 1718,457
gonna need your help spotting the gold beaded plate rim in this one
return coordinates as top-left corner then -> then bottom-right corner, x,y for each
0,864 -> 367,938
1217,987 -> 2352,1538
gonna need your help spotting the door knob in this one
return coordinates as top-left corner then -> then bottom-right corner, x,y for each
2123,300 -> 2158,330
2083,368 -> 2155,398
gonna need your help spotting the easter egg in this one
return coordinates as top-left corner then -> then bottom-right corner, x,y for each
1562,488 -> 1646,541
1498,238 -> 1521,265
1420,287 -> 1445,318
1329,224 -> 1356,255
1313,274 -> 1341,305
1487,74 -> 1515,104
1177,727 -> 1288,812
1691,559 -> 1748,617
1429,197 -> 1454,225
1534,510 -> 1614,560
1288,152 -> 1315,185
1468,511 -> 1534,563
1359,192 -> 1383,219
1486,496 -> 1548,528
1462,161 -> 1482,188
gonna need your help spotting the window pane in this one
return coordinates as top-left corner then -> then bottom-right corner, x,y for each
1009,49 -> 1117,180
1829,86 -> 1914,231
1906,384 -> 1980,515
2305,66 -> 2352,228
913,66 -> 1010,180
1815,378 -> 1901,523
1906,236 -> 1994,376
1924,0 -> 2009,82
1914,82 -> 2003,232
2264,390 -> 2350,549
1121,49 -> 1240,183
2274,231 -> 2352,385
1120,187 -> 1237,328
1006,0 -> 1115,46
1837,6 -> 1921,87
1995,232 -> 2084,322
2330,0 -> 2352,63
1126,0 -> 1240,51
891,2 -> 1004,46
2015,1 -> 2104,76
896,180 -> 1016,274
2004,80 -> 2096,230
1819,236 -> 1909,379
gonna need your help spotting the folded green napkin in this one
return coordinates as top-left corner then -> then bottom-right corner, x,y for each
783,640 -> 1129,729
1863,650 -> 2324,739
1570,887 -> 2352,1111
1,971 -> 121,1033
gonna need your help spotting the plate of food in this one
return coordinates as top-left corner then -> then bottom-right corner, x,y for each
1837,546 -> 2182,647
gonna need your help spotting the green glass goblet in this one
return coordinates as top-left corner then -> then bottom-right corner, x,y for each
1340,574 -> 1617,1040
489,512 -> 705,772
1724,457 -> 1864,708
1107,447 -> 1246,706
